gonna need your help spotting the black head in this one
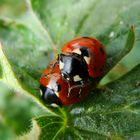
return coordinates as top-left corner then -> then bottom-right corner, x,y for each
58,53 -> 89,82
40,85 -> 62,106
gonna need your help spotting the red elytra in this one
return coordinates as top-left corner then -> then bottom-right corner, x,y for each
61,37 -> 106,78
40,61 -> 92,106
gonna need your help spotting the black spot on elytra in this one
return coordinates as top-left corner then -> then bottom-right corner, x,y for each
100,68 -> 104,72
80,47 -> 90,57
100,47 -> 105,55
82,37 -> 91,39
57,84 -> 61,92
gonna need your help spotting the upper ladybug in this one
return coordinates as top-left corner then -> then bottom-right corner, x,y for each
58,37 -> 106,82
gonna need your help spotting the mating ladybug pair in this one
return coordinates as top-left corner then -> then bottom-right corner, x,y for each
40,37 -> 106,106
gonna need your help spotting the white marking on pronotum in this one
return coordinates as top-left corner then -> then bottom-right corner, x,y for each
59,60 -> 64,69
40,89 -> 43,96
84,56 -> 90,64
72,48 -> 81,55
73,75 -> 82,82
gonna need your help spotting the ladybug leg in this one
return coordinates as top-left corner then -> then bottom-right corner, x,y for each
78,81 -> 84,97
67,81 -> 71,97
67,81 -> 85,97
78,87 -> 82,98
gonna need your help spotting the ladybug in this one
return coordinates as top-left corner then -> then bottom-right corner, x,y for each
40,60 -> 92,106
58,37 -> 106,82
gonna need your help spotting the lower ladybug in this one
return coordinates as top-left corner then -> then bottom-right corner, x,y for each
58,37 -> 106,82
40,61 -> 92,106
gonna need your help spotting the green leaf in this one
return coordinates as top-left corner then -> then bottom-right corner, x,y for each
0,44 -> 58,139
0,82 -> 39,137
0,0 -> 140,140
16,120 -> 41,140
0,0 -> 27,18
104,26 -> 135,75
0,122 -> 15,140
36,116 -> 64,140
36,64 -> 140,140
0,43 -> 58,116
0,64 -> 2,78
30,0 -> 139,45
0,19 -> 53,97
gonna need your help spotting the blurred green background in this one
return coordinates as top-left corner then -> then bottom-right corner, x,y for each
0,0 -> 140,140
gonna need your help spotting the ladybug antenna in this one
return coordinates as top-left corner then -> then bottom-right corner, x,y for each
67,81 -> 71,97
